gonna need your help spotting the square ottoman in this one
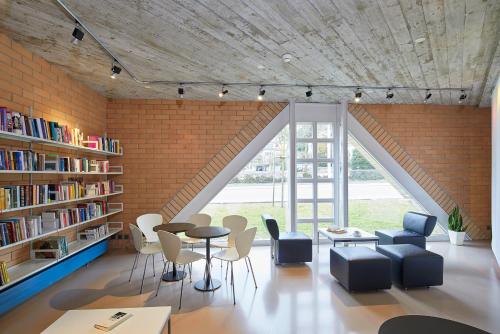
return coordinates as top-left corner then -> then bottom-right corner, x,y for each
376,244 -> 443,289
330,246 -> 392,292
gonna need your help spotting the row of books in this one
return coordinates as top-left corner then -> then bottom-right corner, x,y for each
0,180 -> 116,210
0,107 -> 122,154
0,261 -> 9,286
32,236 -> 68,259
78,224 -> 109,241
0,200 -> 110,247
0,149 -> 111,173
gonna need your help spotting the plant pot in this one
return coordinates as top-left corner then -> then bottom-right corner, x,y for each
448,230 -> 466,245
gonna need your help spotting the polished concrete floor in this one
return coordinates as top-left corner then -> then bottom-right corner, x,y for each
0,242 -> 499,334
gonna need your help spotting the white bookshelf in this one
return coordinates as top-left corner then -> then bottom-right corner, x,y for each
0,223 -> 122,292
0,130 -> 122,156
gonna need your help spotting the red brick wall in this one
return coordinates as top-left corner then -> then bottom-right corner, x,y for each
353,104 -> 491,238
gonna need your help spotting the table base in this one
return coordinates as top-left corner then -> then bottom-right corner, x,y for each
194,278 -> 222,292
162,270 -> 187,282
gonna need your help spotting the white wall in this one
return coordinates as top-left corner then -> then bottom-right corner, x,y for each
492,77 -> 500,264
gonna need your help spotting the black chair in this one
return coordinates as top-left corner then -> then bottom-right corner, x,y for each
261,214 -> 312,264
375,211 -> 437,249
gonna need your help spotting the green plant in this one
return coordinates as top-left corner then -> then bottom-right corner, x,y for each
448,206 -> 466,232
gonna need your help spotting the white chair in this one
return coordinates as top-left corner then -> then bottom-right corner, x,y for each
212,227 -> 257,305
156,230 -> 205,309
212,215 -> 248,249
129,224 -> 162,294
136,213 -> 163,244
181,213 -> 212,249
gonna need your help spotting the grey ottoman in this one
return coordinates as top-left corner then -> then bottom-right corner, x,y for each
330,247 -> 392,292
376,244 -> 443,289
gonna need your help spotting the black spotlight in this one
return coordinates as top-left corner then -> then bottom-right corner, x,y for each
459,90 -> 467,104
110,63 -> 121,79
354,88 -> 362,103
386,89 -> 394,100
305,86 -> 313,98
257,86 -> 266,101
218,86 -> 228,98
71,22 -> 84,45
424,90 -> 432,103
178,86 -> 184,98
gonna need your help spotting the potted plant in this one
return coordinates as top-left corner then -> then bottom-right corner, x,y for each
448,206 -> 467,245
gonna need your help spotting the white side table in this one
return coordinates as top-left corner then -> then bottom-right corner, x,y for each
42,306 -> 171,334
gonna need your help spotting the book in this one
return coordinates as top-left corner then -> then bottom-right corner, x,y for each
0,261 -> 9,286
94,311 -> 133,332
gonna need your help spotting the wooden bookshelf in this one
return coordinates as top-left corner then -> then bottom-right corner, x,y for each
0,130 -> 122,156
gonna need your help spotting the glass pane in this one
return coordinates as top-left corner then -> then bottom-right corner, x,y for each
297,163 -> 313,179
317,123 -> 333,139
296,142 -> 313,160
297,123 -> 313,139
317,162 -> 334,179
318,183 -> 333,199
296,223 -> 314,238
297,183 -> 313,200
297,203 -> 313,219
318,202 -> 334,219
317,142 -> 333,160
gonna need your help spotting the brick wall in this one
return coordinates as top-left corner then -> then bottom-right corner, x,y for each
106,100 -> 286,239
350,104 -> 491,239
0,33 -> 108,266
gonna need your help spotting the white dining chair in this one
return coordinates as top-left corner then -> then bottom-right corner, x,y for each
212,227 -> 257,305
129,224 -> 162,294
181,213 -> 212,249
136,213 -> 163,244
212,215 -> 248,249
156,230 -> 205,309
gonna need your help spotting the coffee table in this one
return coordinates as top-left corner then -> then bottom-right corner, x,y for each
318,227 -> 379,251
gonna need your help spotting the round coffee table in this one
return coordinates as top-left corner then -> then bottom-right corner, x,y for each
153,222 -> 195,282
379,315 -> 490,334
185,226 -> 230,292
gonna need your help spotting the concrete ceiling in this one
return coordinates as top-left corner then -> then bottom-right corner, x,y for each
1,0 -> 499,106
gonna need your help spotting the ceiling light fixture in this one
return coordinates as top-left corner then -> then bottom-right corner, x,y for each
386,88 -> 394,100
178,85 -> 184,99
110,61 -> 121,79
415,37 -> 426,44
282,53 -> 293,63
354,88 -> 362,103
424,90 -> 432,103
218,86 -> 229,98
459,90 -> 467,104
257,86 -> 266,101
305,86 -> 313,98
71,21 -> 84,45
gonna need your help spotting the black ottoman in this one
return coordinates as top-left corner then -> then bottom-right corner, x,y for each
330,247 -> 392,292
376,244 -> 443,289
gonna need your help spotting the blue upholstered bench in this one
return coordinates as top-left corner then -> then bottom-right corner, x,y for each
261,214 -> 312,264
376,244 -> 443,289
375,211 -> 437,249
330,246 -> 392,292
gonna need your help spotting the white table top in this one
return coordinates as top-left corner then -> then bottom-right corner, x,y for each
319,227 -> 378,241
42,307 -> 171,334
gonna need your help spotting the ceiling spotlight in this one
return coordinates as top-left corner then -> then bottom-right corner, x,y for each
386,88 -> 394,100
71,22 -> 84,45
218,86 -> 228,98
178,85 -> 184,99
459,90 -> 467,104
424,90 -> 432,103
354,88 -> 362,103
257,86 -> 266,101
110,61 -> 121,79
282,53 -> 293,63
305,86 -> 313,98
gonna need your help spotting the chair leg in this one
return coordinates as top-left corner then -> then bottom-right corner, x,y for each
225,261 -> 229,280
152,253 -> 156,277
179,264 -> 186,310
244,257 -> 249,272
231,262 -> 235,305
189,262 -> 192,282
156,261 -> 168,297
129,253 -> 139,282
140,255 -> 149,294
247,257 -> 257,289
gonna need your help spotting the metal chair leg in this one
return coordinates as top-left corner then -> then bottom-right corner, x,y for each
244,257 -> 249,272
231,262 -> 235,305
156,261 -> 168,297
152,254 -> 156,277
179,264 -> 186,309
129,253 -> 139,282
247,257 -> 257,289
140,255 -> 149,294
189,262 -> 192,282
225,261 -> 229,280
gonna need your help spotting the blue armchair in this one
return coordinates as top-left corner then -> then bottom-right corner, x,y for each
375,211 -> 437,249
261,214 -> 312,264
